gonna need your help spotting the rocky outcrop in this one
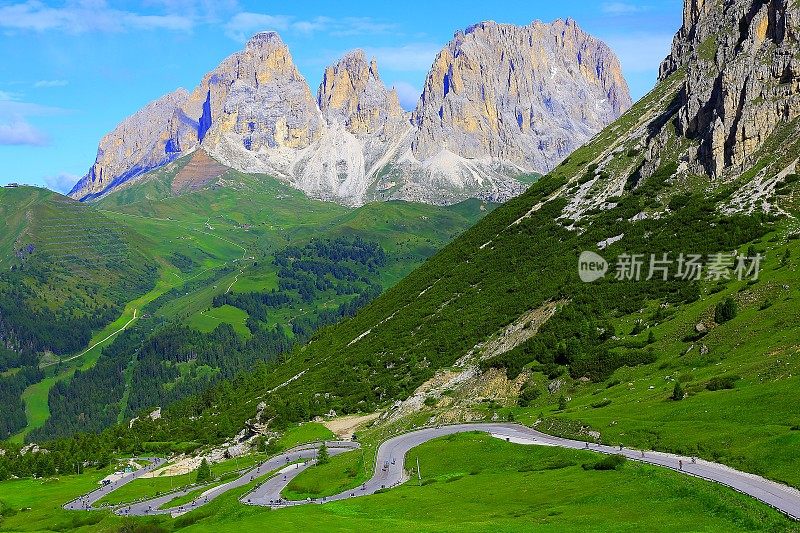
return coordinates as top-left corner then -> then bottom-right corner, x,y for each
69,89 -> 195,201
70,23 -> 631,206
284,50 -> 411,205
195,31 -> 322,154
411,19 -> 632,174
543,0 -> 800,223
317,50 -> 404,135
659,0 -> 800,178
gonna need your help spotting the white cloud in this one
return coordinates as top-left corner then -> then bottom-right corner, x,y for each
365,43 -> 441,72
224,13 -> 396,42
33,79 -> 68,88
329,17 -> 396,37
44,172 -> 80,193
602,2 -> 649,14
390,81 -> 421,111
0,119 -> 49,146
0,0 -> 194,34
602,33 -> 674,74
142,0 -> 237,23
0,90 -> 66,146
224,12 -> 291,41
0,99 -> 66,119
292,18 -> 325,34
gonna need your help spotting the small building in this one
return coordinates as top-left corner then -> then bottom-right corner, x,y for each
4,183 -> 19,188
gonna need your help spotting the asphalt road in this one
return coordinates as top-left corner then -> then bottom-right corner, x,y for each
108,442 -> 358,517
63,457 -> 166,511
245,423 -> 800,520
66,424 -> 800,520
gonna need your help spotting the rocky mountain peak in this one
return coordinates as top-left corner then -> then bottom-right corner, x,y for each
69,88 -> 194,200
70,23 -> 630,207
245,31 -> 284,50
317,50 -> 404,135
657,0 -> 800,179
410,18 -> 631,175
195,27 -> 320,153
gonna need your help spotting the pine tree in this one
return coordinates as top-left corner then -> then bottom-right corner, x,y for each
672,381 -> 684,401
196,458 -> 212,483
558,395 -> 567,411
317,443 -> 330,465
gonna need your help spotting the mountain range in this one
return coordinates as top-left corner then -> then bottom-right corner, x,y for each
68,19 -> 631,206
6,1 -> 800,530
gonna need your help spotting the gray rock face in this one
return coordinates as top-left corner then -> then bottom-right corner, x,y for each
70,32 -> 322,201
547,0 -> 800,224
317,49 -> 404,135
196,31 -> 322,153
70,23 -> 631,206
659,0 -> 800,178
411,19 -> 632,174
69,89 -> 194,201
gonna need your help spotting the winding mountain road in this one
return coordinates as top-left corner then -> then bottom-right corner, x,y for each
63,457 -> 166,511
65,424 -> 800,521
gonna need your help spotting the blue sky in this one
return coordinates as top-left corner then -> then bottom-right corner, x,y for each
0,0 -> 682,192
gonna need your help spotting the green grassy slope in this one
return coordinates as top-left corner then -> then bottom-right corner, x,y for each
93,169 -> 492,346
1,433 -> 789,532
119,65 -> 800,495
0,187 -> 158,440
8,167 -> 492,442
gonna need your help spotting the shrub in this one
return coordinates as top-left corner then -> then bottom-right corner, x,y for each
173,509 -> 212,529
706,376 -> 738,391
591,399 -> 612,408
117,520 -> 168,533
672,381 -> 685,401
0,499 -> 17,518
714,297 -> 737,324
582,454 -> 626,471
518,384 -> 541,407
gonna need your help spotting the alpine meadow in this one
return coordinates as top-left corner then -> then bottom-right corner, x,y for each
2,1 -> 800,532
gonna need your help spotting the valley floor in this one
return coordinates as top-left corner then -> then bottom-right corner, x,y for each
1,431 -> 794,532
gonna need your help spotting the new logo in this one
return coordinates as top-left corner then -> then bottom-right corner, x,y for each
578,251 -> 608,283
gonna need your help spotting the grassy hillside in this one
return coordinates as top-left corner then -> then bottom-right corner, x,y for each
88,65 -> 800,499
0,187 -> 158,440
9,167 -> 492,442
0,433 -> 792,532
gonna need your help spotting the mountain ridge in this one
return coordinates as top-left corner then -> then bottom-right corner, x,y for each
56,0 -> 800,497
69,19 -> 630,207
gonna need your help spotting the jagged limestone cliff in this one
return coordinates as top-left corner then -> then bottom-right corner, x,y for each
70,22 -> 631,206
411,19 -> 631,174
70,89 -> 194,201
317,49 -> 404,135
659,0 -> 800,179
536,0 -> 800,223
